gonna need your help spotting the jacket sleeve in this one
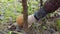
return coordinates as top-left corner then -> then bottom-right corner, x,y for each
34,0 -> 60,20
44,0 -> 60,13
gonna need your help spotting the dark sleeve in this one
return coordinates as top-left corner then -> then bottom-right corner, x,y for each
44,0 -> 60,13
34,0 -> 60,20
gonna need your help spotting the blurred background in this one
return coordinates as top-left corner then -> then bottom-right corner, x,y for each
0,0 -> 60,34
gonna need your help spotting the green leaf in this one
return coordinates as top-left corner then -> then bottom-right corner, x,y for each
57,19 -> 60,28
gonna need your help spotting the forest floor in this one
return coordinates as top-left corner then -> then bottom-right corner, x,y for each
0,11 -> 60,34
